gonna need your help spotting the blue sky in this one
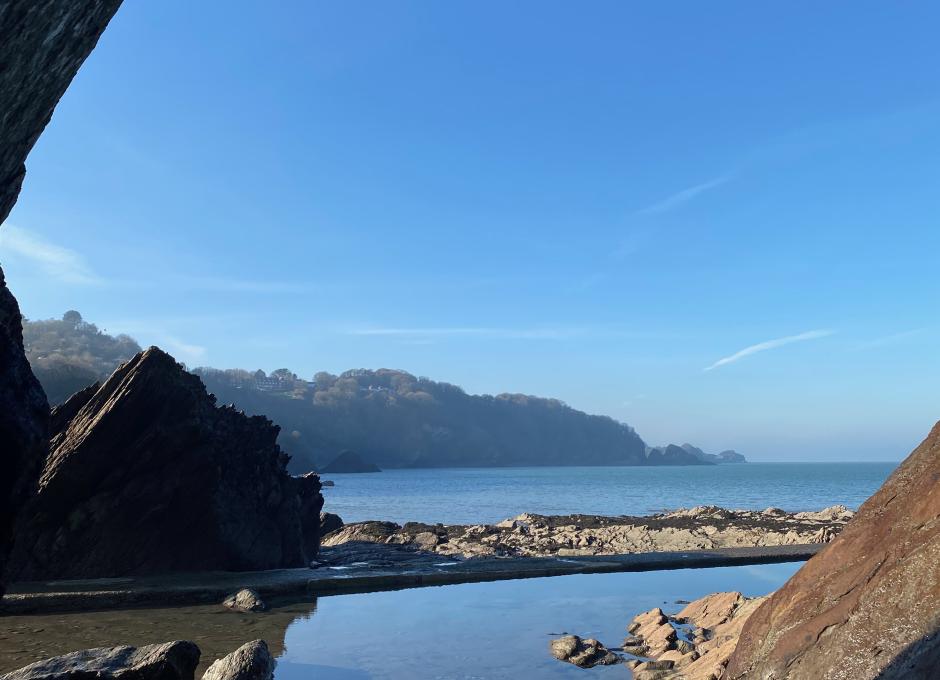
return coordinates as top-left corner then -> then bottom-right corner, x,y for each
2,1 -> 939,461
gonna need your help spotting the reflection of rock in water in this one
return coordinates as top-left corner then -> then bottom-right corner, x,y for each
0,595 -> 318,676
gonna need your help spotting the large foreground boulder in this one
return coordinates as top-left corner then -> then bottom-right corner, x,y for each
0,641 -> 200,680
201,640 -> 274,680
6,347 -> 323,580
0,0 -> 124,596
726,422 -> 940,679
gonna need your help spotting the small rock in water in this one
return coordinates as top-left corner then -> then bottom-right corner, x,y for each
222,589 -> 266,612
674,599 -> 691,604
549,635 -> 620,668
202,640 -> 274,680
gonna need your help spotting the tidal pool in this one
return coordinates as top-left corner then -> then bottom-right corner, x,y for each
0,562 -> 801,679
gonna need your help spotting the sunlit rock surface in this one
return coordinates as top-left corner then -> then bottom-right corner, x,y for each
322,505 -> 854,558
726,422 -> 940,679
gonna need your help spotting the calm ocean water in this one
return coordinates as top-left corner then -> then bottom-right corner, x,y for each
321,462 -> 897,525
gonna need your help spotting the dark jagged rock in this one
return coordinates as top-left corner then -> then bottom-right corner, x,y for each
201,640 -> 274,680
320,450 -> 381,473
0,0 -> 124,598
726,422 -> 940,679
295,472 -> 324,560
0,641 -> 200,680
6,347 -> 324,580
319,512 -> 344,537
0,271 -> 49,598
0,0 -> 124,223
646,444 -> 712,466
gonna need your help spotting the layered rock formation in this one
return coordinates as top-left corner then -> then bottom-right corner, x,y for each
6,347 -> 323,580
0,0 -> 125,597
0,272 -> 48,598
726,423 -> 940,679
621,592 -> 768,680
321,505 -> 853,558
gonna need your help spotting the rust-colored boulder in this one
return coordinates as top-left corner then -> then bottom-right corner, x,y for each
726,422 -> 940,679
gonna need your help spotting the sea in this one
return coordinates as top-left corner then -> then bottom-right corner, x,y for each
320,462 -> 897,525
0,462 -> 898,679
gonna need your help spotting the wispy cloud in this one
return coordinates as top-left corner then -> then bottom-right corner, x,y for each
0,226 -> 103,285
704,329 -> 834,371
634,175 -> 731,216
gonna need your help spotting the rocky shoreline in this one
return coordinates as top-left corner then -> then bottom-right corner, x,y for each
551,590 -> 766,679
321,504 -> 854,558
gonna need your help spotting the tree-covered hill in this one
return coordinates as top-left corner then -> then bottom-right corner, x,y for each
22,312 -> 743,472
23,311 -> 141,404
193,366 -> 650,472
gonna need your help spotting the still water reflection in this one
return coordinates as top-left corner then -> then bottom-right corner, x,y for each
0,563 -> 800,679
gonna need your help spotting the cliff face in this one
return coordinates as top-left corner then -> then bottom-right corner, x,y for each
726,422 -> 940,679
0,270 -> 48,597
0,0 -> 124,222
6,348 -> 323,580
0,0 -> 125,595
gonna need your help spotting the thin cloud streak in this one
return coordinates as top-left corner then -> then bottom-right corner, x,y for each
0,226 -> 103,285
704,329 -> 834,371
635,175 -> 731,216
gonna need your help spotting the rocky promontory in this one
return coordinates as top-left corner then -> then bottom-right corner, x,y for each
6,347 -> 323,581
321,505 -> 853,558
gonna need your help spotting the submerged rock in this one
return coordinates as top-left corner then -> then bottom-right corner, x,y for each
201,640 -> 273,680
6,348 -> 323,581
549,635 -> 620,668
726,422 -> 940,679
222,589 -> 266,613
0,641 -> 199,680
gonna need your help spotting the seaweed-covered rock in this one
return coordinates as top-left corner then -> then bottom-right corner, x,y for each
6,347 -> 323,580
